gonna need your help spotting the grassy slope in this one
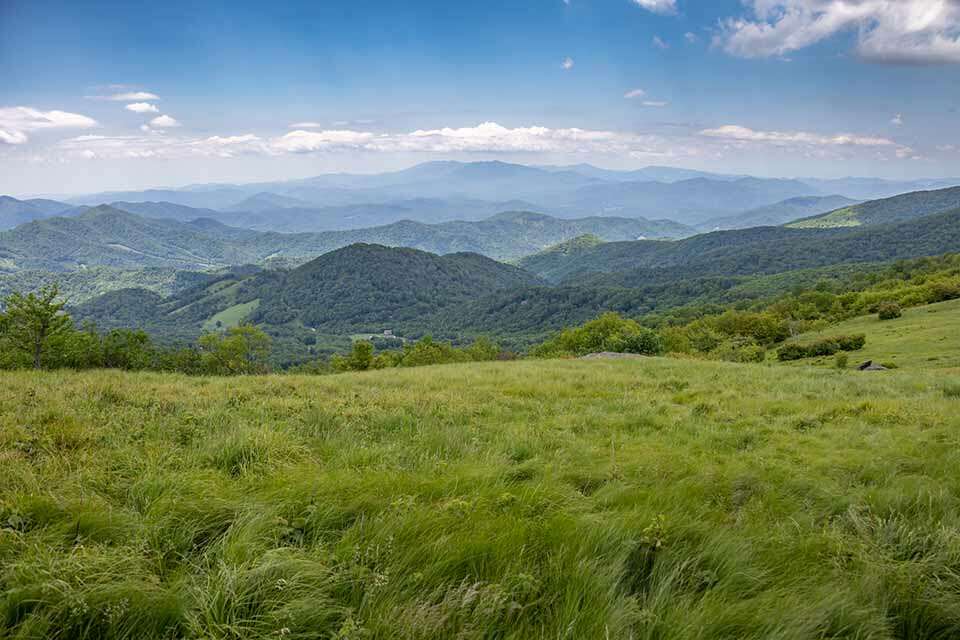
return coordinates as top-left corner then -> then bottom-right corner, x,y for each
2,359 -> 960,638
787,298 -> 960,372
788,186 -> 960,230
201,299 -> 261,332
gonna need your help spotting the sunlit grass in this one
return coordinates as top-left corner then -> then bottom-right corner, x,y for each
1,358 -> 959,638
787,297 -> 960,372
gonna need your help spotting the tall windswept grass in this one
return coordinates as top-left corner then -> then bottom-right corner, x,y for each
1,359 -> 959,638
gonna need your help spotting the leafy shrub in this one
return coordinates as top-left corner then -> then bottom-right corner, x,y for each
199,325 -> 272,375
332,340 -> 376,372
712,340 -> 766,363
877,302 -> 902,320
835,352 -> 849,369
534,312 -> 663,357
776,343 -> 808,362
777,334 -> 866,361
329,336 -> 501,372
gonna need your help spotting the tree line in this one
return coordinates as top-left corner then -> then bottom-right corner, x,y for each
0,285 -> 509,375
0,285 -> 272,375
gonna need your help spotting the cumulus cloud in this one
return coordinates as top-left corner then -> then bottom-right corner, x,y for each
0,106 -> 98,145
562,56 -> 575,70
700,124 -> 897,147
394,122 -> 622,153
88,91 -> 160,101
51,120 -> 922,165
58,122 -> 674,160
631,0 -> 677,15
289,121 -> 324,128
125,102 -> 159,113
685,32 -> 699,44
891,113 -> 903,126
149,115 -> 181,128
624,88 -> 647,99
652,35 -> 669,49
716,0 -> 960,65
274,123 -> 630,155
642,100 -> 670,107
272,130 -> 377,153
58,132 -> 266,160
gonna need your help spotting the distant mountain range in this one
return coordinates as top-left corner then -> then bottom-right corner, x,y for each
13,161 -> 950,231
0,205 -> 691,274
64,185 -> 960,356
6,166 -> 960,360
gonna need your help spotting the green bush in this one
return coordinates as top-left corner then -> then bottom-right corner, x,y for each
198,325 -> 272,375
534,312 -> 663,357
877,302 -> 902,320
712,340 -> 766,363
777,334 -> 866,361
835,352 -> 849,369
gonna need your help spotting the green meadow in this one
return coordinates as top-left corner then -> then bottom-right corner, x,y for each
2,356 -> 960,638
787,298 -> 960,372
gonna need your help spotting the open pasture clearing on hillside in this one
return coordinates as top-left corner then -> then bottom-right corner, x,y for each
1,358 -> 960,638
787,298 -> 960,372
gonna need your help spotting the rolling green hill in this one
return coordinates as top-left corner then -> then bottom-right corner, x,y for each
785,297 -> 960,372
0,206 -> 690,274
788,186 -> 960,229
250,244 -> 543,332
698,195 -> 858,231
0,206 -> 261,272
74,244 -> 543,343
3,357 -> 960,637
0,266 -> 217,305
519,208 -> 960,286
0,195 -> 72,230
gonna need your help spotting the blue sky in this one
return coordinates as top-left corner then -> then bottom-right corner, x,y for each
1,0 -> 959,195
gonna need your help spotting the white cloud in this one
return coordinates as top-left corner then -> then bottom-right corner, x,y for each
652,35 -> 669,50
49,120 -> 924,165
642,100 -> 670,107
149,115 -> 181,128
0,106 -> 98,145
0,130 -> 28,145
631,0 -> 677,15
289,121 -> 324,128
624,88 -> 647,99
700,124 -> 897,147
684,32 -> 699,44
125,102 -> 159,114
272,129 -> 377,153
891,113 -> 903,126
716,0 -> 960,65
56,122 -> 672,159
562,56 -> 575,70
58,132 -> 266,160
394,122 -> 622,153
89,91 -> 161,101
